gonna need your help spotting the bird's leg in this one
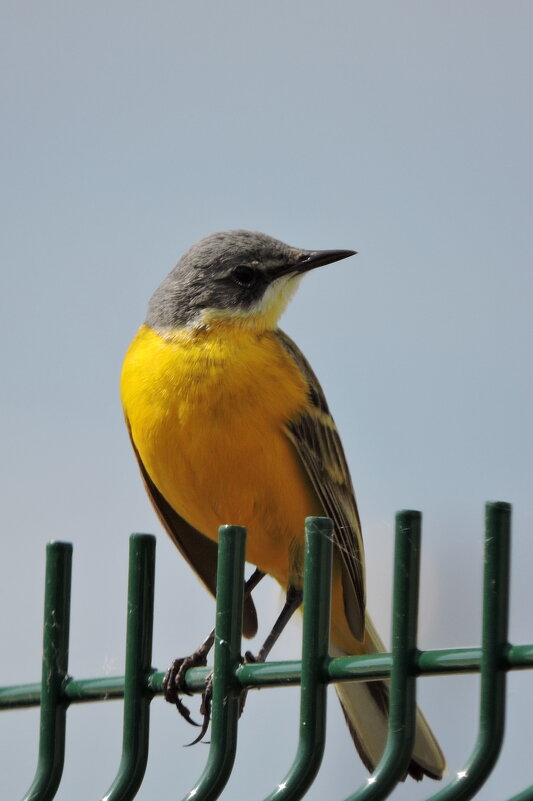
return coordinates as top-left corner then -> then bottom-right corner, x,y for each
245,584 -> 303,664
187,583 -> 303,745
163,568 -> 265,733
242,567 -> 266,603
239,584 -> 303,714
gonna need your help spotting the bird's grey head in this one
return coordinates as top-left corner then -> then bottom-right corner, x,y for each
146,230 -> 355,332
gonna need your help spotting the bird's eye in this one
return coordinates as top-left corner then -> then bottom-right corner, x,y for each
232,265 -> 258,288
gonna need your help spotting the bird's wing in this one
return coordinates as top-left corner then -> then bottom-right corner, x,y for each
125,424 -> 259,639
276,329 -> 366,641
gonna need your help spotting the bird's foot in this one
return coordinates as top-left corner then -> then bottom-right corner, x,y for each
184,674 -> 213,746
184,649 -> 251,743
163,629 -> 215,732
235,649 -> 263,718
162,655 -> 203,727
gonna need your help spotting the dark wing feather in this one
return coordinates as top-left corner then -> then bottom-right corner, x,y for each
276,329 -> 366,641
126,426 -> 259,639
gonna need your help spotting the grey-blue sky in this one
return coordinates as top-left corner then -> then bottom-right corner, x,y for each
1,2 -> 532,799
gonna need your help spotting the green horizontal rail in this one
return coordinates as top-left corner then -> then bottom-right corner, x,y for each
2,505 -> 532,801
3,645 -> 532,709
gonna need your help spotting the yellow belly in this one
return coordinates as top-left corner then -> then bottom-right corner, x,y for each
120,323 -> 322,586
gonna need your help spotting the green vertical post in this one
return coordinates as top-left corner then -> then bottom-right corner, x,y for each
343,509 -> 422,801
426,501 -> 511,801
262,516 -> 334,801
101,533 -> 156,801
21,541 -> 72,801
181,525 -> 246,801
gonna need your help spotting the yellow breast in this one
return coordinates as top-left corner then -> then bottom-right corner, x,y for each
120,323 -> 322,584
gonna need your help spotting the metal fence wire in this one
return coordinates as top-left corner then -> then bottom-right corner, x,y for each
1,503 -> 532,801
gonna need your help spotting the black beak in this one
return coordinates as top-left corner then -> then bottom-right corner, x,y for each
296,248 -> 357,273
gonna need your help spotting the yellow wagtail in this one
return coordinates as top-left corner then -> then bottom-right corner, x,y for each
120,230 -> 445,780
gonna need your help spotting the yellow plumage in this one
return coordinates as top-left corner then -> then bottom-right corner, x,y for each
121,322 -> 321,586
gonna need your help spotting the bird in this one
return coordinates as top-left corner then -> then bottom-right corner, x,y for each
120,229 -> 445,780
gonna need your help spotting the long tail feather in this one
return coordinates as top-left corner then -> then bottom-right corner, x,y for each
331,617 -> 446,781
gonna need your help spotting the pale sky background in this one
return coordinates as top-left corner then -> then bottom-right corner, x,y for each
1,2 -> 532,800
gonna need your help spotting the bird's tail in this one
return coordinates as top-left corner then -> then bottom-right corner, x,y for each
331,616 -> 446,781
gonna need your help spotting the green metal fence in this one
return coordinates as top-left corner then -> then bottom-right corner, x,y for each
1,502 -> 532,800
